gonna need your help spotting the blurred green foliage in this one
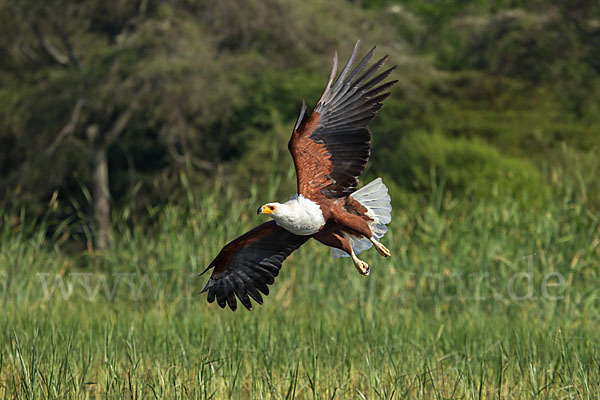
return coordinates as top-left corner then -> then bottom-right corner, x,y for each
0,0 -> 599,226
381,131 -> 542,199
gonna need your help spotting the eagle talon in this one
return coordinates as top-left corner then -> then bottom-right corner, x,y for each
370,238 -> 391,257
352,256 -> 370,276
358,262 -> 370,276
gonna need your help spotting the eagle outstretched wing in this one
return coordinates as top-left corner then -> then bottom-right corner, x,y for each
201,221 -> 310,311
288,41 -> 397,199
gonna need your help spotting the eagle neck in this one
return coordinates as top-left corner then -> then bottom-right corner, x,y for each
272,195 -> 325,236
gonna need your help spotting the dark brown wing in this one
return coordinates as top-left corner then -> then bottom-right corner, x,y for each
200,221 -> 310,311
288,41 -> 397,199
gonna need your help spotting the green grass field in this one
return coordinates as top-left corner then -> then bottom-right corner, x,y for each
1,176 -> 599,399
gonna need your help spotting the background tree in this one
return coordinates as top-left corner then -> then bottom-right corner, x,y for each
0,0 -> 599,245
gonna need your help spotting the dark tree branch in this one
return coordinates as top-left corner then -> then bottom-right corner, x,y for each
52,21 -> 81,69
116,142 -> 138,191
31,21 -> 69,66
19,43 -> 42,64
47,99 -> 86,155
167,139 -> 215,171
102,83 -> 150,146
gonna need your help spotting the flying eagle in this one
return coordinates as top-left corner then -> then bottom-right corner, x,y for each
201,41 -> 397,311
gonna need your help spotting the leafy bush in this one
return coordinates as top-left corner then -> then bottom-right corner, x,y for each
380,131 -> 542,201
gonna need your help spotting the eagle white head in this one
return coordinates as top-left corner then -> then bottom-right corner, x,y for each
257,196 -> 325,236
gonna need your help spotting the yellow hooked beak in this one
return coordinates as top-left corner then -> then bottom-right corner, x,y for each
257,205 -> 276,215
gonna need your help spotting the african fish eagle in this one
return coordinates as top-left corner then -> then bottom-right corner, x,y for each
201,41 -> 397,311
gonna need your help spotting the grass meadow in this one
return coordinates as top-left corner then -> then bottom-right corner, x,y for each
1,170 -> 599,399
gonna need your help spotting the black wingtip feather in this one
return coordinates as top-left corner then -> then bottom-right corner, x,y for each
216,292 -> 226,308
207,285 -> 216,302
354,55 -> 390,87
235,289 -> 253,311
226,291 -> 238,311
246,286 -> 263,305
255,279 -> 270,295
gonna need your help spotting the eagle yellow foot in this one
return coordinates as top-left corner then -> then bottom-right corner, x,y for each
350,251 -> 370,276
370,237 -> 391,257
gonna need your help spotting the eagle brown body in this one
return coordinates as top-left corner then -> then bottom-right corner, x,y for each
201,41 -> 397,311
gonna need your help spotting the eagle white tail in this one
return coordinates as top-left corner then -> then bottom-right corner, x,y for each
331,178 -> 392,258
